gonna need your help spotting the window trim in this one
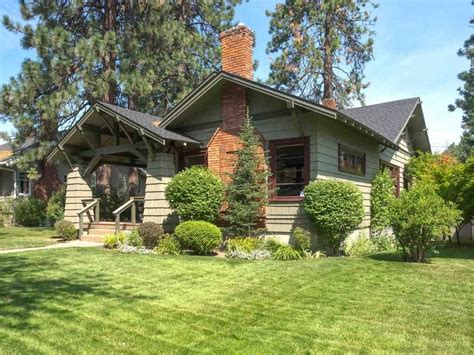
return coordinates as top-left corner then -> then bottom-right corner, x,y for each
380,160 -> 401,197
17,171 -> 32,197
269,136 -> 310,202
338,144 -> 366,176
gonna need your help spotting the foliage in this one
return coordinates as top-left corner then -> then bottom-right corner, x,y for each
1,199 -> 13,216
226,248 -> 271,260
124,229 -> 142,248
304,179 -> 364,253
54,220 -> 76,240
390,183 -> 462,262
406,153 -> 474,225
226,237 -> 263,253
174,221 -> 222,255
0,0 -> 241,171
137,222 -> 164,249
154,234 -> 182,256
263,238 -> 283,254
343,233 -> 377,257
272,245 -> 302,260
14,198 -> 47,227
165,166 -> 224,222
225,115 -> 271,237
447,34 -> 473,162
370,170 -> 395,232
104,232 -> 126,249
302,250 -> 327,259
292,227 -> 312,252
266,0 -> 377,107
46,185 -> 66,223
371,230 -> 397,252
117,244 -> 155,255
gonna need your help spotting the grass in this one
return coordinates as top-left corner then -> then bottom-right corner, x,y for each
0,247 -> 472,353
0,227 -> 57,250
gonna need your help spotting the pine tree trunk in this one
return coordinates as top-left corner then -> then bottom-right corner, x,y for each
323,10 -> 333,101
103,0 -> 117,104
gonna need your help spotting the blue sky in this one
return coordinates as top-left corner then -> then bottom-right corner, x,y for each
0,0 -> 471,151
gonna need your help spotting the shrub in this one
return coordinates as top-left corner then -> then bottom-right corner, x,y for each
46,185 -> 66,223
343,233 -> 377,257
54,220 -> 76,240
174,221 -> 222,255
292,227 -> 312,252
391,183 -> 462,262
104,232 -> 126,249
154,234 -> 181,255
117,244 -> 155,255
226,249 -> 271,260
138,222 -> 164,249
14,198 -> 47,227
226,237 -> 263,253
303,250 -> 326,259
125,229 -> 142,247
272,245 -> 302,260
370,170 -> 395,233
165,166 -> 224,222
304,179 -> 364,254
371,229 -> 396,251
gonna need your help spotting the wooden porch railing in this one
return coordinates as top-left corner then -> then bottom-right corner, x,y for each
77,198 -> 100,238
112,196 -> 144,233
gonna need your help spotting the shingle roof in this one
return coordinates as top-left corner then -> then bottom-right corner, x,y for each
97,102 -> 200,144
340,98 -> 420,144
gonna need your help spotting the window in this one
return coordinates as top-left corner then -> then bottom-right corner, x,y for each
18,172 -> 31,196
338,144 -> 366,176
179,149 -> 207,171
269,137 -> 309,201
380,161 -> 401,196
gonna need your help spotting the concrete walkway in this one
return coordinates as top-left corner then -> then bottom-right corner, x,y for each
0,240 -> 103,255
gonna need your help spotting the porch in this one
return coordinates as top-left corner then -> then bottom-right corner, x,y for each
47,102 -> 201,240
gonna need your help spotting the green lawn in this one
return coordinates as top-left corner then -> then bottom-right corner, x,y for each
0,227 -> 57,250
0,247 -> 472,353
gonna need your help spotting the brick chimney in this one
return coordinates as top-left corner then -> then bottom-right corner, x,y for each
220,23 -> 254,80
321,97 -> 337,110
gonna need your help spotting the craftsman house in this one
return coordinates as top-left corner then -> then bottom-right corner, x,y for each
48,24 -> 431,241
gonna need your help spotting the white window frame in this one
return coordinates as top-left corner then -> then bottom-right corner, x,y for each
17,171 -> 32,197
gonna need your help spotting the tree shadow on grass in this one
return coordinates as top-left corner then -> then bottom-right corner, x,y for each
367,252 -> 404,263
0,253 -> 150,332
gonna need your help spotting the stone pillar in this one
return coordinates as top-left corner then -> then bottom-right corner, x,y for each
63,167 -> 93,229
143,153 -> 178,232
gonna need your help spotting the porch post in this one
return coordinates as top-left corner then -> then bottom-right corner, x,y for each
64,166 -> 93,229
143,152 -> 178,232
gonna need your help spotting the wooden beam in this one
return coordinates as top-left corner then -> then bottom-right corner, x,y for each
78,125 -> 96,151
83,155 -> 102,177
129,148 -> 147,163
59,146 -> 74,169
140,129 -> 155,160
117,120 -> 133,144
98,112 -> 117,140
77,142 -> 148,157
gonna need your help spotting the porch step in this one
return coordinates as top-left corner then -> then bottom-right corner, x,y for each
81,235 -> 106,243
86,222 -> 138,231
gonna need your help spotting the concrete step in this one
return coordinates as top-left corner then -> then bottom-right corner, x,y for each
84,229 -> 116,236
86,222 -> 138,231
80,235 -> 105,243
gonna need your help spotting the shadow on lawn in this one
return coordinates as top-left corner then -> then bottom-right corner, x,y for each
0,253 -> 144,331
368,245 -> 474,263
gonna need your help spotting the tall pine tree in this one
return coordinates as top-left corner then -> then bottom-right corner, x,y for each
225,115 -> 271,238
0,0 -> 239,184
448,33 -> 473,162
266,0 -> 377,108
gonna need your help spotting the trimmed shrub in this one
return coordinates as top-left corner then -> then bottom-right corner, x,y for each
165,166 -> 224,222
272,245 -> 302,260
391,183 -> 461,262
47,185 -> 66,224
370,170 -> 395,232
154,234 -> 181,255
226,249 -> 271,260
226,237 -> 263,253
304,179 -> 364,254
125,229 -> 142,247
14,198 -> 47,227
138,222 -> 163,249
174,221 -> 222,255
264,238 -> 283,254
104,232 -> 126,249
54,220 -> 76,240
292,227 -> 312,252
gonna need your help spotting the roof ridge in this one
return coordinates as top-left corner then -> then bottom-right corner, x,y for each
97,101 -> 161,121
343,97 -> 420,111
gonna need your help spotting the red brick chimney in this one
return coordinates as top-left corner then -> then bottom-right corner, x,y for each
321,97 -> 337,110
220,23 -> 254,80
